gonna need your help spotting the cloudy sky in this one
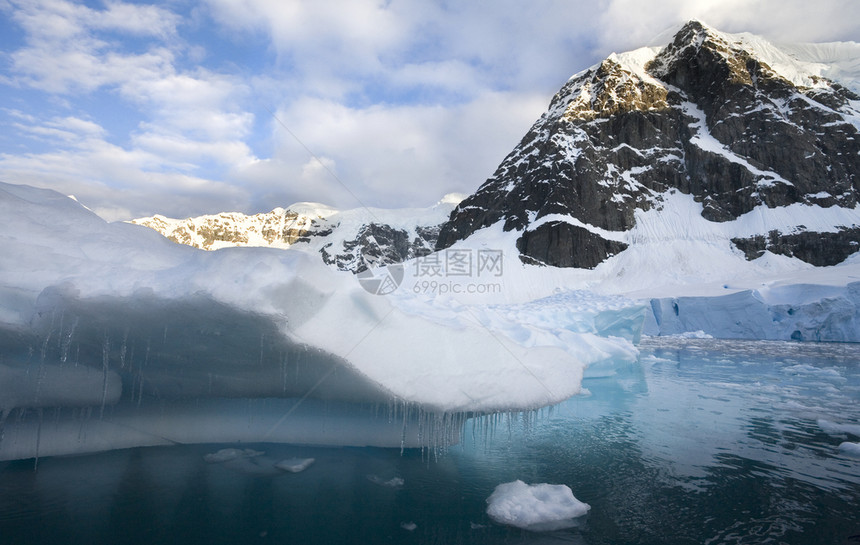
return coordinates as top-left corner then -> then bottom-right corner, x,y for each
1,0 -> 858,220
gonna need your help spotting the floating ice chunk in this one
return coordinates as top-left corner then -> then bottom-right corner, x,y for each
367,475 -> 404,488
818,419 -> 860,436
203,448 -> 264,463
676,330 -> 713,339
486,480 -> 590,531
275,457 -> 315,473
838,442 -> 860,457
400,522 -> 417,531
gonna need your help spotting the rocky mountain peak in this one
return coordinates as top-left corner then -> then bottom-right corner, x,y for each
436,21 -> 860,269
558,55 -> 669,122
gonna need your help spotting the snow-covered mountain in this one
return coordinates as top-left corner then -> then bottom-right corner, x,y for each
132,196 -> 463,272
437,21 -> 860,269
133,21 -> 860,281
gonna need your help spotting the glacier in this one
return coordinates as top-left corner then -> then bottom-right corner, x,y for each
0,182 -> 642,460
429,189 -> 860,342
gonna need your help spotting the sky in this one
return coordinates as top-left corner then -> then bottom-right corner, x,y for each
1,0 -> 859,221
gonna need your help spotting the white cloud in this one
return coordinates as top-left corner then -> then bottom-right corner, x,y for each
230,89 -> 547,211
598,0 -> 860,54
11,115 -> 106,144
1,0 -> 260,218
2,0 -> 859,222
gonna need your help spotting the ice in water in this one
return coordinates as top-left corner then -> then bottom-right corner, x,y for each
274,457 -> 315,473
839,442 -> 860,456
485,480 -> 590,531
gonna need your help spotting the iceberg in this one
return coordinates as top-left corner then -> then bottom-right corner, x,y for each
485,480 -> 590,531
645,283 -> 860,342
0,182 -> 642,460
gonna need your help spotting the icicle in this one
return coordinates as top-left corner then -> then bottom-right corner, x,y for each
100,334 -> 110,419
33,408 -> 43,472
137,340 -> 151,406
0,407 -> 9,445
39,314 -> 55,364
259,333 -> 265,366
281,354 -> 288,393
60,316 -> 79,364
119,328 -> 129,369
399,405 -> 406,454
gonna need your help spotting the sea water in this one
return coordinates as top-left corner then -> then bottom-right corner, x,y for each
0,338 -> 858,544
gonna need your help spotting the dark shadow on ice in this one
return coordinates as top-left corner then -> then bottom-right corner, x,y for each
21,285 -> 390,404
0,286 -> 467,459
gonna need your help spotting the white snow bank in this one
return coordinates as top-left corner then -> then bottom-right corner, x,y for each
486,480 -> 590,531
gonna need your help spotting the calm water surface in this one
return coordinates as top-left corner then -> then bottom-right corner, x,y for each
1,338 -> 858,545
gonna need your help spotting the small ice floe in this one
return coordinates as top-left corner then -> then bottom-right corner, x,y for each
203,448 -> 265,463
486,480 -> 590,532
469,522 -> 487,530
838,442 -> 860,457
367,474 -> 404,488
818,419 -> 860,437
204,448 -> 283,475
275,457 -> 315,473
676,330 -> 713,339
400,521 -> 417,531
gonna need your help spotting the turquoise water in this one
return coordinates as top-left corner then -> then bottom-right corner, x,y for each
1,338 -> 858,544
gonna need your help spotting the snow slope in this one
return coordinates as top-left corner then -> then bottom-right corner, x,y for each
401,187 -> 860,342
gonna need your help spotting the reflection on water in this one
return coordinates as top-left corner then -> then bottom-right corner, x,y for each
0,338 -> 858,544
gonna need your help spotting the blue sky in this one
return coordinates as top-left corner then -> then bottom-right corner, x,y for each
1,0 -> 859,220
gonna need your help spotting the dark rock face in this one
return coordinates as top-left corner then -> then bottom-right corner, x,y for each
320,223 -> 438,273
437,21 -> 860,268
516,222 -> 628,268
732,229 -> 860,267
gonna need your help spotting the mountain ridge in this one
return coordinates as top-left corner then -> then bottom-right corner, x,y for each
131,194 -> 464,272
436,20 -> 860,268
133,21 -> 860,274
